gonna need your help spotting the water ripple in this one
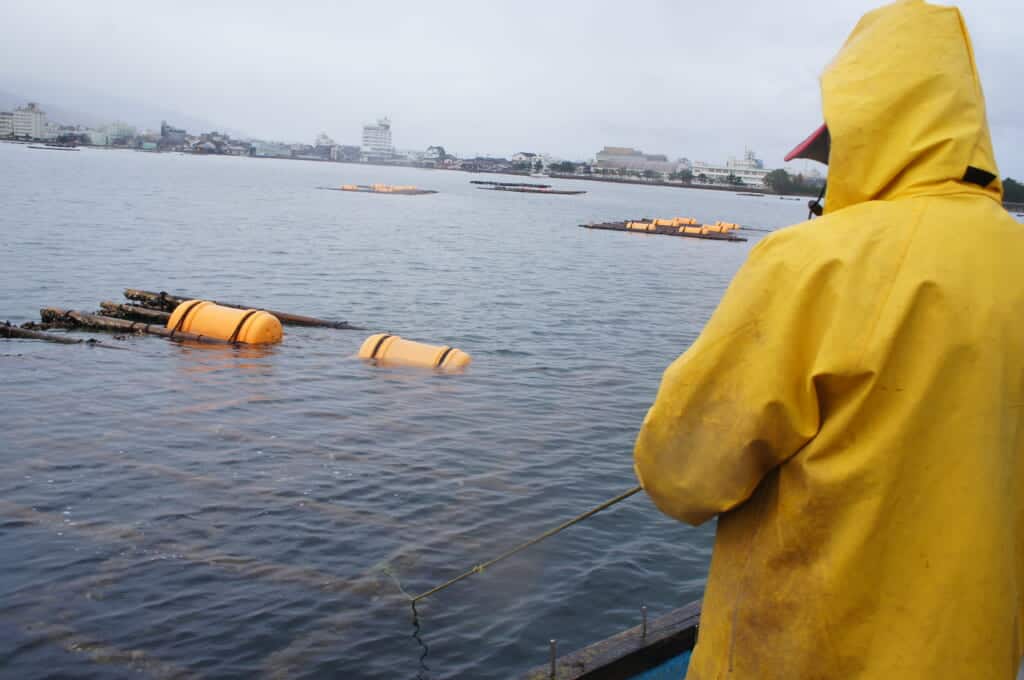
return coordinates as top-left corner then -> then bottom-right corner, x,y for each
0,143 -> 805,678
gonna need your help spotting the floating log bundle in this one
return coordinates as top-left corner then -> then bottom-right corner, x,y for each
98,301 -> 171,324
1,322 -> 111,347
122,289 -> 357,329
318,184 -> 437,195
40,308 -> 234,344
4,285 -> 361,351
581,218 -> 748,242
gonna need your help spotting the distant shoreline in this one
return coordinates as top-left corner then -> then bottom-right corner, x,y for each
6,139 -> 1021,212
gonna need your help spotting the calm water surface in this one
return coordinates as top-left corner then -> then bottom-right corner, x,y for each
0,143 -> 807,679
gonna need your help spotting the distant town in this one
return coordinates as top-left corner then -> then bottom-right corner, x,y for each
1,100 -> 828,194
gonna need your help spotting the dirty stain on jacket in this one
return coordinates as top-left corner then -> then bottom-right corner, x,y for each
633,1 -> 1024,678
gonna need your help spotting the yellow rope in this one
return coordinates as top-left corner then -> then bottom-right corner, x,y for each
410,485 -> 643,603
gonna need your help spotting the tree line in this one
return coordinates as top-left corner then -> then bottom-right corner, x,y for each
765,169 -> 1024,204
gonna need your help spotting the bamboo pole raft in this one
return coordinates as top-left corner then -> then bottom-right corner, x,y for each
470,180 -> 552,189
479,186 -> 586,195
122,289 -> 358,329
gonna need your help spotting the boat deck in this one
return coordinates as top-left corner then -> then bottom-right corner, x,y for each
523,600 -> 700,679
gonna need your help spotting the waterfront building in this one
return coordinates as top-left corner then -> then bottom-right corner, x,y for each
100,122 -> 137,145
593,146 -> 678,175
0,111 -> 13,137
361,117 -> 394,160
160,120 -> 187,148
459,156 -> 514,173
691,149 -> 771,188
87,129 -> 111,146
13,102 -> 49,139
251,140 -> 292,158
330,145 -> 362,162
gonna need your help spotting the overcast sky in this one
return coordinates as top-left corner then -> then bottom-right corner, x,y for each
3,0 -> 1022,175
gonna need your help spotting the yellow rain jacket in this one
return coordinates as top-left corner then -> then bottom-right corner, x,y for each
633,2 -> 1024,678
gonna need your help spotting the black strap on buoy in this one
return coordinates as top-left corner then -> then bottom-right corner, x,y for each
227,310 -> 260,344
369,334 -> 393,359
170,300 -> 204,339
435,346 -> 454,368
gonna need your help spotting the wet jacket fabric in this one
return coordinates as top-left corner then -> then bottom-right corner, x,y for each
633,2 -> 1024,678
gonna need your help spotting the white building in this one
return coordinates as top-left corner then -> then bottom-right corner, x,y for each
13,102 -> 49,139
87,129 -> 111,146
361,117 -> 393,160
593,146 -> 680,175
0,111 -> 13,137
691,149 -> 771,188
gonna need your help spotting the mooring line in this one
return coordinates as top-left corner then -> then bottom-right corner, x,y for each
409,484 -> 643,603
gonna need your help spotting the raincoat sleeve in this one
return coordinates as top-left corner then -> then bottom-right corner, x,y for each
634,233 -> 824,525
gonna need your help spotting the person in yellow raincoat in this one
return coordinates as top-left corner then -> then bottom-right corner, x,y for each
633,1 -> 1024,678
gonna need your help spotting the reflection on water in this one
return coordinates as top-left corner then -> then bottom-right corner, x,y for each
0,143 -> 806,678
173,340 -> 279,375
411,601 -> 432,680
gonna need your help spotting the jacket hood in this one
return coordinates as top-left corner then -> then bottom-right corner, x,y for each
822,0 -> 1002,213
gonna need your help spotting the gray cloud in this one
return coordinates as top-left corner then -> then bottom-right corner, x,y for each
2,0 -> 1021,175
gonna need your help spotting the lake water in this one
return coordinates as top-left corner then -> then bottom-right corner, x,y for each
0,142 -> 807,679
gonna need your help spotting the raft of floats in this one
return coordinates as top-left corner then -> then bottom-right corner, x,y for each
2,288 -> 471,371
581,217 -> 748,242
319,183 -> 438,195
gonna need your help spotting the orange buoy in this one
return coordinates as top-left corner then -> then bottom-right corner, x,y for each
358,333 -> 471,371
165,300 -> 283,344
627,221 -> 656,232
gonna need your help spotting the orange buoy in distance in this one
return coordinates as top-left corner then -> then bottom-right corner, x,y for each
165,300 -> 283,344
358,333 -> 471,371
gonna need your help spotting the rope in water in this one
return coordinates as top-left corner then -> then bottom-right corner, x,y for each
410,484 -> 643,603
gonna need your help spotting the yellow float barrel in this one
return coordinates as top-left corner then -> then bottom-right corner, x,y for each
682,226 -> 704,234
358,333 -> 471,371
165,300 -> 283,344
